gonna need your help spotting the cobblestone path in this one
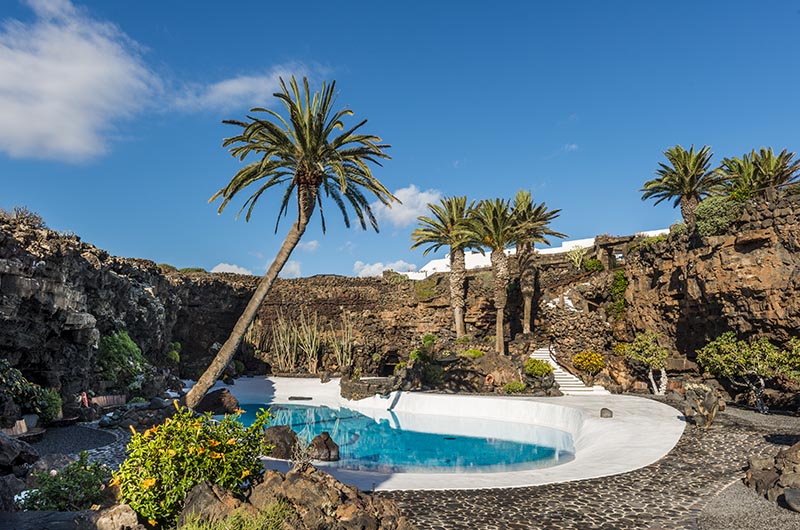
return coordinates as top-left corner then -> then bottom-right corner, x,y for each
380,409 -> 800,530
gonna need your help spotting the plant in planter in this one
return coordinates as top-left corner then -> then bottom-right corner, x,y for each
572,350 -> 605,385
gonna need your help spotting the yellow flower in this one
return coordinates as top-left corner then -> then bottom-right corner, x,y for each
208,439 -> 220,447
90,504 -> 101,511
109,477 -> 120,487
142,478 -> 156,489
167,449 -> 176,457
128,425 -> 137,435
234,409 -> 245,414
196,447 -> 205,455
148,520 -> 157,527
240,469 -> 251,479
143,429 -> 152,438
209,451 -> 223,460
173,399 -> 180,410
226,438 -> 236,445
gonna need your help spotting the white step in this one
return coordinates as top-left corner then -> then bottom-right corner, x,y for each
529,347 -> 610,396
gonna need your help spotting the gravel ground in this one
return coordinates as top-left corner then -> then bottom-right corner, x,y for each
30,425 -> 117,456
699,480 -> 800,530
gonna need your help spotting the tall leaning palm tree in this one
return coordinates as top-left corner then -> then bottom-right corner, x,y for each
641,145 -> 721,224
512,190 -> 565,335
469,198 -> 518,354
186,77 -> 396,409
411,196 -> 477,338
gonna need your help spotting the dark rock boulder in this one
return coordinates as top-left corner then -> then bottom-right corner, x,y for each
0,474 -> 25,511
192,388 -> 239,415
0,432 -> 38,475
263,425 -> 298,460
308,432 -> 339,461
88,503 -> 145,530
178,481 -> 251,527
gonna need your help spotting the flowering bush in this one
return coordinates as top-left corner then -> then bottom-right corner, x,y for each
113,402 -> 272,526
572,350 -> 605,375
18,451 -> 110,511
524,358 -> 554,377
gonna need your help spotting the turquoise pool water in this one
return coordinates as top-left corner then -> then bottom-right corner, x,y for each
241,403 -> 574,473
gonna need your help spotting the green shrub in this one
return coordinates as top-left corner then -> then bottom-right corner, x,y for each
524,358 -> 554,377
114,403 -> 272,526
0,359 -> 52,418
393,361 -> 407,373
608,271 -> 629,319
129,397 -> 147,404
180,501 -> 294,530
178,267 -> 207,274
423,364 -> 444,385
629,234 -> 668,253
413,278 -> 437,300
460,349 -> 485,359
97,330 -> 145,389
573,350 -> 605,375
39,389 -> 62,423
670,222 -> 687,238
695,196 -> 744,237
409,349 -> 427,363
234,360 -> 245,374
166,349 -> 180,364
612,342 -> 629,356
158,263 -> 178,273
18,451 -> 110,511
582,258 -> 604,272
504,381 -> 527,394
454,336 -> 471,344
422,334 -> 437,349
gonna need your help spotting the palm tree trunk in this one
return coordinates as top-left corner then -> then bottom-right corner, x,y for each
449,248 -> 467,338
680,195 -> 699,225
186,188 -> 317,409
518,242 -> 535,335
491,249 -> 509,354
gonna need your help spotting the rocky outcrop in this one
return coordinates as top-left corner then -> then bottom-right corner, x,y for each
263,425 -> 298,460
744,440 -> 800,508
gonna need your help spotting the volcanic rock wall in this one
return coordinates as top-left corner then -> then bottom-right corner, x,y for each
624,193 -> 800,359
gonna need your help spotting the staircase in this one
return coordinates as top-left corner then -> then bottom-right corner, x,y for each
530,348 -> 610,395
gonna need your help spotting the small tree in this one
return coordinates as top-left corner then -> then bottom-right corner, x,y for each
623,332 -> 669,395
566,246 -> 588,270
696,332 -> 798,414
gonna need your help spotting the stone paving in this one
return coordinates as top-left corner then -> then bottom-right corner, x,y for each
379,406 -> 800,530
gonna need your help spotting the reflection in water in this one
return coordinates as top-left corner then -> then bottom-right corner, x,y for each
238,404 -> 574,474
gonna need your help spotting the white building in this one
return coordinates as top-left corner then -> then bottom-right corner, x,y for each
402,229 -> 668,280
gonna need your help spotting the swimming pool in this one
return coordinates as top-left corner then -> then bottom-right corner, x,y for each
204,376 -> 685,490
240,403 -> 575,473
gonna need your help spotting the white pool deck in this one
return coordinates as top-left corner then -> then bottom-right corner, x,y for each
211,376 -> 685,491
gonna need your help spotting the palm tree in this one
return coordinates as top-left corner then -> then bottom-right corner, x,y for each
411,196 -> 477,338
750,147 -> 800,191
641,145 -> 721,224
512,190 -> 565,335
718,152 -> 757,199
469,198 -> 519,354
186,77 -> 396,409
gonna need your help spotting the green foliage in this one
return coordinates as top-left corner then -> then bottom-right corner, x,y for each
39,389 -> 62,423
524,358 -> 554,377
97,331 -> 145,389
783,338 -> 800,380
629,234 -> 668,253
158,263 -> 178,273
608,271 -> 629,319
234,360 -> 245,374
612,342 -> 629,356
393,361 -> 407,373
454,336 -> 471,344
408,349 -> 426,363
18,452 -> 110,511
114,404 -> 272,526
625,332 -> 668,369
504,381 -> 527,394
696,332 -> 790,381
382,270 -> 409,284
566,246 -> 588,270
582,258 -> 604,272
166,349 -> 180,364
0,359 -> 53,418
413,278 -> 437,300
129,397 -> 147,404
178,267 -> 207,274
572,350 -> 605,375
180,501 -> 294,530
669,222 -> 688,238
423,365 -> 444,385
695,195 -> 744,237
422,334 -> 437,349
459,349 -> 485,359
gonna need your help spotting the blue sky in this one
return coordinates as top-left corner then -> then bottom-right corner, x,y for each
2,0 -> 799,278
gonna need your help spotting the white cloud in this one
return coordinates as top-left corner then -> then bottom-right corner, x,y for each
371,184 -> 442,229
563,143 -> 579,152
353,260 -> 417,278
173,63 -> 310,112
211,263 -> 252,275
280,260 -> 301,278
297,240 -> 319,252
0,0 -> 159,161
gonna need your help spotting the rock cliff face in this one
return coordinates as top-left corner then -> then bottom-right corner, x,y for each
624,194 -> 800,359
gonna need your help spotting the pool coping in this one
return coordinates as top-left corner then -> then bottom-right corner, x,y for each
213,376 -> 685,491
